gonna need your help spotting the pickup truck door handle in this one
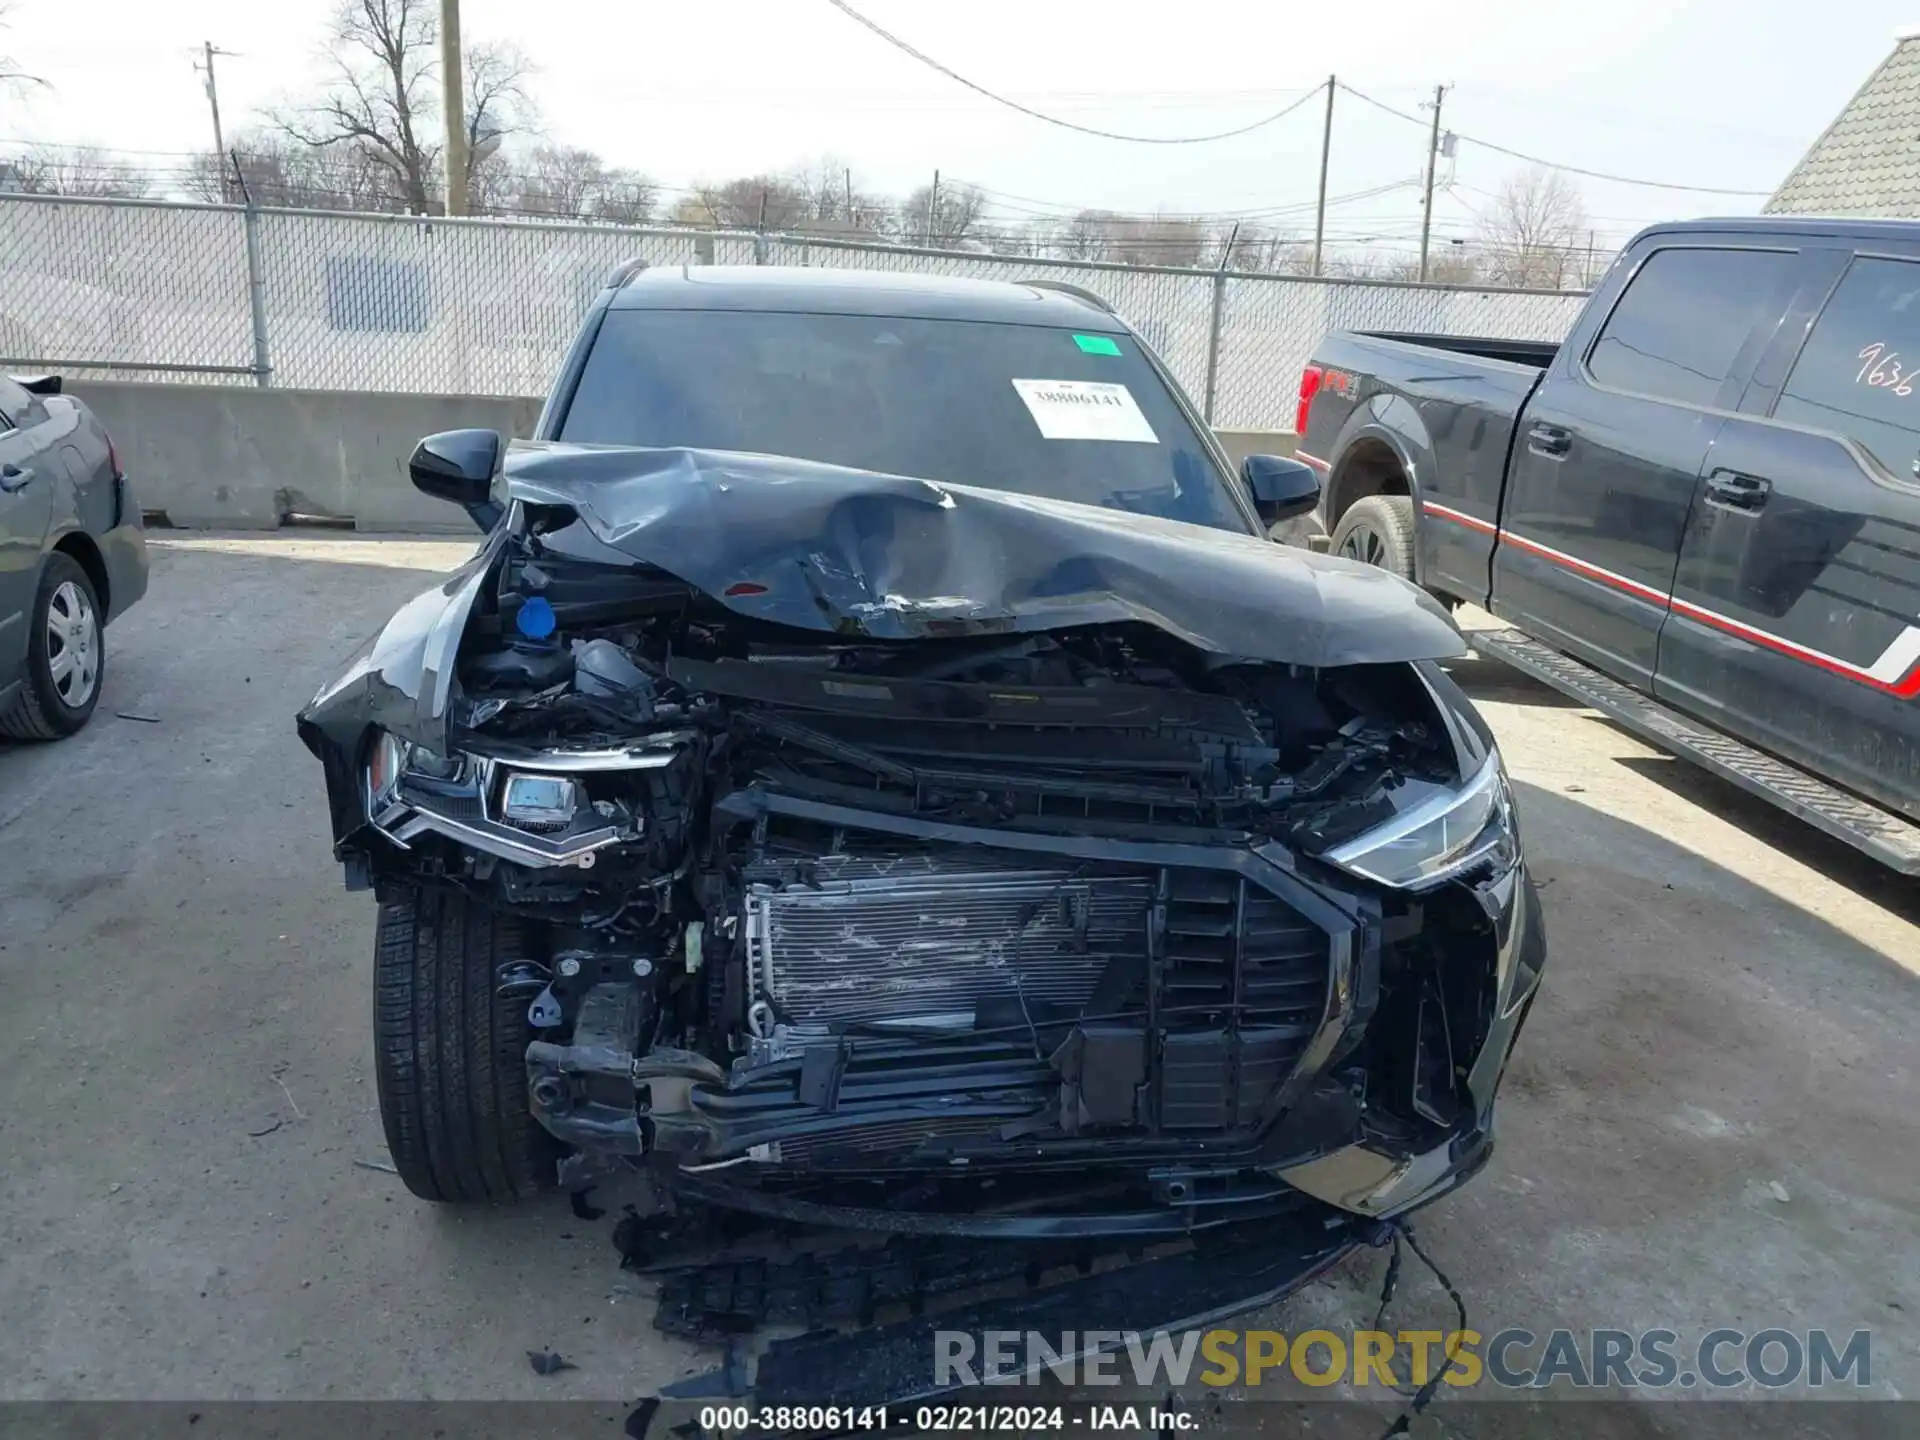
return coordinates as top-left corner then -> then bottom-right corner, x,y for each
1526,423 -> 1572,459
1704,469 -> 1771,512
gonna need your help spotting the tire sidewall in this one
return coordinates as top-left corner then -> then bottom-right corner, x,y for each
24,553 -> 103,736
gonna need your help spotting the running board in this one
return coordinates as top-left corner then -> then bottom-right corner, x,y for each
1469,627 -> 1920,875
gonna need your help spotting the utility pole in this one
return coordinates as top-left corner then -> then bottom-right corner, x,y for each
1417,83 -> 1447,282
844,167 -> 853,224
1312,76 -> 1335,277
196,42 -> 234,200
440,0 -> 468,215
926,169 -> 940,246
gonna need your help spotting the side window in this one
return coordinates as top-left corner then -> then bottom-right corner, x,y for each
1773,256 -> 1920,481
1586,247 -> 1797,408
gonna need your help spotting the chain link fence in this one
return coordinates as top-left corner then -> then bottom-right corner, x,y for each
0,191 -> 1587,428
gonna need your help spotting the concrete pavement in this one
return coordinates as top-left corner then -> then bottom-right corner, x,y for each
0,536 -> 1913,1412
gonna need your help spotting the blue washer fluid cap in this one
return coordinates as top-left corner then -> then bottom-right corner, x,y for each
516,594 -> 557,641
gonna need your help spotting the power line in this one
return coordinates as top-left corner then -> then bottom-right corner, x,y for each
1335,81 -> 1772,197
954,175 -> 1419,224
823,0 -> 1326,144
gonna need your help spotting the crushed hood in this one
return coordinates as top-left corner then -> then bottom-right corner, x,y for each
505,443 -> 1466,668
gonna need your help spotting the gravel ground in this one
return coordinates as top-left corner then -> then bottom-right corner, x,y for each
0,536 -> 1912,1423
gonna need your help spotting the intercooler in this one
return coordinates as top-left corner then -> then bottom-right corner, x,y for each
742,851 -> 1153,1034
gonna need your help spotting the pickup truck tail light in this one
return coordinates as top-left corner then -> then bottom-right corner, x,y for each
1295,365 -> 1324,436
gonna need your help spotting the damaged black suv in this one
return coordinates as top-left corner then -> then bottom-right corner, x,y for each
298,266 -> 1545,1237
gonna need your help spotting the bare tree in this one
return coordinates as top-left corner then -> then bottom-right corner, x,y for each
1416,246 -> 1483,285
501,144 -> 600,216
992,216 -> 1059,259
477,143 -> 656,224
902,181 -> 985,247
1106,214 -> 1205,267
278,0 -> 533,214
2,144 -> 150,198
593,169 -> 658,226
1058,209 -> 1118,262
0,3 -> 46,103
1215,223 -> 1300,273
1475,166 -> 1587,290
687,174 -> 809,230
184,131 -> 388,209
782,154 -> 887,235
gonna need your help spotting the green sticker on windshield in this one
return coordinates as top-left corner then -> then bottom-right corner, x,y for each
1073,334 -> 1123,357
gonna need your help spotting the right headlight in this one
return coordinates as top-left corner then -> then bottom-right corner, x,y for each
1321,749 -> 1517,891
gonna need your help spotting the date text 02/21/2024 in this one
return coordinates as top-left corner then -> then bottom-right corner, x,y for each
694,1405 -> 1187,1433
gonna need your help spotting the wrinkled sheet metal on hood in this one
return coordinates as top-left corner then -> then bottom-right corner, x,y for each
504,444 -> 1466,668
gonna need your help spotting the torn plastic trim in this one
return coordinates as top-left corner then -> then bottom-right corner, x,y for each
665,1169 -> 1307,1239
1270,1123 -> 1495,1219
661,1206 -> 1366,1405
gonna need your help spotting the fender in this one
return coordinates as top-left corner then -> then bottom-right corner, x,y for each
1322,395 -> 1436,586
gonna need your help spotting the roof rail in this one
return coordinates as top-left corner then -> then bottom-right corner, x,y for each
604,258 -> 650,289
1017,278 -> 1116,315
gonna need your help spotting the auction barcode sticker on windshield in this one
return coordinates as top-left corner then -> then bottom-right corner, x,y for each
1011,379 -> 1159,444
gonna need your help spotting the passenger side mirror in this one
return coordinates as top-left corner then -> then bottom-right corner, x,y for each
1241,454 -> 1320,527
409,429 -> 503,530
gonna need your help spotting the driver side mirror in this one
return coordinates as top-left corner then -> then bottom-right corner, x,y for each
1241,454 -> 1320,527
409,428 -> 503,532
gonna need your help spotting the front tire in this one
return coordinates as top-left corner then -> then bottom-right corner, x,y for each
0,552 -> 103,741
373,890 -> 555,1203
1330,494 -> 1417,584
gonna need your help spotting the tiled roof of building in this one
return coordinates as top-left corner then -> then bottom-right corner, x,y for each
1768,35 -> 1920,216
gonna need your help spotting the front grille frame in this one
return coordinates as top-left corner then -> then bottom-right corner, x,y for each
711,785 -> 1376,1164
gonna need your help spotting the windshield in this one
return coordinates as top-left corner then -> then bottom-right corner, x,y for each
556,308 -> 1251,533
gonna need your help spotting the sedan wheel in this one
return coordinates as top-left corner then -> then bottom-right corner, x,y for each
0,552 -> 107,740
47,580 -> 100,709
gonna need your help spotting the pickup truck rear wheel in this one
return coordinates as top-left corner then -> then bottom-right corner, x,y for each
1331,495 -> 1417,583
373,890 -> 556,1203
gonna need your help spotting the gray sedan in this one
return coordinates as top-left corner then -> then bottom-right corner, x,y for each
0,374 -> 148,739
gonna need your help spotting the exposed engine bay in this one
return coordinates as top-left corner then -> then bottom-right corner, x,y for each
310,493 -> 1533,1225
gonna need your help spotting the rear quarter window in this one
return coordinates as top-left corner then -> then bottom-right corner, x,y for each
1585,246 -> 1796,408
1772,255 -> 1920,481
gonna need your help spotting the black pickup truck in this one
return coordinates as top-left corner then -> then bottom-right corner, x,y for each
1298,216 -> 1920,872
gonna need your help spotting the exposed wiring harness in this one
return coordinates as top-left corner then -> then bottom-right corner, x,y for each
1371,1219 -> 1472,1437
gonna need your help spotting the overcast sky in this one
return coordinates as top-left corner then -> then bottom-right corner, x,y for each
0,0 -> 1904,254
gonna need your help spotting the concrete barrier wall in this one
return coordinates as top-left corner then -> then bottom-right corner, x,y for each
71,381 -> 1300,533
76,381 -> 543,532
1213,429 -> 1299,470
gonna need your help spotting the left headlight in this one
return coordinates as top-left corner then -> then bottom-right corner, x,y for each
1322,749 -> 1517,891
